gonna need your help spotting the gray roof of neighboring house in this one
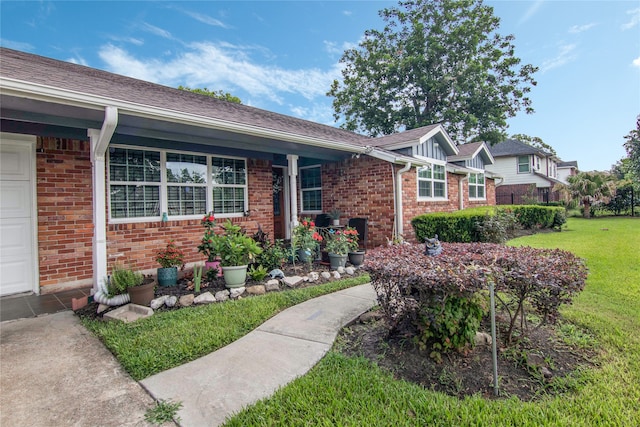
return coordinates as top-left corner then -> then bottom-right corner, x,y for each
488,139 -> 548,157
558,160 -> 578,168
0,47 -> 371,146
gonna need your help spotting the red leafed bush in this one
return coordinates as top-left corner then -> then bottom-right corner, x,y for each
363,242 -> 588,350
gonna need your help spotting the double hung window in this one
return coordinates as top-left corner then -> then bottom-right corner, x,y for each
417,163 -> 446,199
300,166 -> 322,213
468,172 -> 485,199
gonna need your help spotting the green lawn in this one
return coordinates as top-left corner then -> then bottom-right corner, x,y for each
225,217 -> 640,426
81,275 -> 370,380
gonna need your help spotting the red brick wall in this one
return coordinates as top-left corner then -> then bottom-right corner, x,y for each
36,137 -> 94,291
35,137 -> 273,291
321,157 -> 396,248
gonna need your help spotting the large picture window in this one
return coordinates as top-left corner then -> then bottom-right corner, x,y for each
468,172 -> 485,199
417,164 -> 446,200
108,146 -> 247,221
300,166 -> 322,212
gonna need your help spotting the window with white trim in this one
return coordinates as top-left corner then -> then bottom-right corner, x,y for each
300,166 -> 322,212
517,155 -> 530,173
108,146 -> 247,221
417,164 -> 446,199
109,148 -> 161,218
468,172 -> 485,199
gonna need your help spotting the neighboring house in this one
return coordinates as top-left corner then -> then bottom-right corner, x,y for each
0,48 -> 496,296
485,139 -> 575,205
557,160 -> 579,184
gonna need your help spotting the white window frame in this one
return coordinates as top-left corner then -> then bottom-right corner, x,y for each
468,171 -> 486,200
165,151 -> 208,217
299,165 -> 322,214
108,144 -> 248,223
416,161 -> 447,201
517,155 -> 530,174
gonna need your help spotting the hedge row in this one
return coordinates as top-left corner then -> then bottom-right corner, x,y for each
411,205 -> 566,243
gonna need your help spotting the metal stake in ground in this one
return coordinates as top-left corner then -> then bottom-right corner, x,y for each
489,278 -> 499,396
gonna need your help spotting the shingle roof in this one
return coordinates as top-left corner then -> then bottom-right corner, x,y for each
0,47 -> 371,146
367,124 -> 441,147
558,161 -> 578,168
488,139 -> 547,157
450,141 -> 483,158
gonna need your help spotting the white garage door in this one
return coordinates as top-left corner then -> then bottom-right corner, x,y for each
0,134 -> 37,296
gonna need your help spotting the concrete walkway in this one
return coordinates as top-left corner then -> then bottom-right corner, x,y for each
141,283 -> 377,427
0,311 -> 162,427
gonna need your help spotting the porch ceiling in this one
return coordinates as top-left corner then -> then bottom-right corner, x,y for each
0,94 -> 355,163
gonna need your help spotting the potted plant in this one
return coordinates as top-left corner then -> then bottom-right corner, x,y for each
328,209 -> 341,226
109,264 -> 155,306
197,212 -> 221,277
292,217 -> 323,263
325,226 -> 359,270
155,240 -> 185,287
212,220 -> 262,288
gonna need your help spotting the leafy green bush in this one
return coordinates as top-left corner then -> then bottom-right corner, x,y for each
474,210 -> 520,243
107,264 -> 143,297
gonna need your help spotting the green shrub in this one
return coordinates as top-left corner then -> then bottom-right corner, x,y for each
107,264 -> 143,297
475,210 -> 520,243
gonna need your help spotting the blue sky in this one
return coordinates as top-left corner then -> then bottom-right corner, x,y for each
1,1 -> 639,172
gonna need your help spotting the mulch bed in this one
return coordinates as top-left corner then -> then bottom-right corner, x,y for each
336,311 -> 598,401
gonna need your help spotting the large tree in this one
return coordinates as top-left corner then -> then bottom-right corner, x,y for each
328,0 -> 537,144
623,115 -> 640,181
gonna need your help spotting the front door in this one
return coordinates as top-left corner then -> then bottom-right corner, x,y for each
272,168 -> 286,240
0,134 -> 37,296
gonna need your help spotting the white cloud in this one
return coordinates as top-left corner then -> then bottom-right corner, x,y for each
67,56 -> 88,66
622,7 -> 640,30
632,56 -> 640,68
180,9 -> 230,28
323,40 -> 356,56
98,42 -> 342,105
290,103 -> 336,125
342,10 -> 353,17
140,22 -> 173,39
518,0 -> 544,25
0,38 -> 35,51
541,43 -> 577,73
568,23 -> 596,34
109,35 -> 144,46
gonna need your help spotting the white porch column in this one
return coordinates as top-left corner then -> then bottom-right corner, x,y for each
88,106 -> 118,294
287,154 -> 299,230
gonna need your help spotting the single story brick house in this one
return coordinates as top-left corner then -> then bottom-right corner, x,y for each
0,47 -> 497,296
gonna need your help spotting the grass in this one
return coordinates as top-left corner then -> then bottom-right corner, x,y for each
225,217 -> 640,426
81,275 -> 370,380
145,399 -> 183,425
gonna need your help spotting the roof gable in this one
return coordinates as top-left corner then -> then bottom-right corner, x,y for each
368,124 -> 459,156
448,141 -> 494,165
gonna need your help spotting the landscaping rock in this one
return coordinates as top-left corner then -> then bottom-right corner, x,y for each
246,285 -> 266,296
194,292 -> 216,304
474,332 -> 492,346
308,272 -> 320,282
165,296 -> 178,307
337,266 -> 345,274
96,304 -> 110,314
215,290 -> 230,302
321,272 -> 332,280
345,267 -> 356,275
265,279 -> 280,291
283,276 -> 304,288
104,304 -> 153,323
179,294 -> 195,307
332,271 -> 341,279
150,295 -> 168,310
541,367 -> 553,379
230,287 -> 245,299
526,353 -> 545,369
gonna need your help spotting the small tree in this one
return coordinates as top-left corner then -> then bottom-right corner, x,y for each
178,86 -> 242,104
560,172 -> 616,218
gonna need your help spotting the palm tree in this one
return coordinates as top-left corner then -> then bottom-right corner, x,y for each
559,172 -> 616,218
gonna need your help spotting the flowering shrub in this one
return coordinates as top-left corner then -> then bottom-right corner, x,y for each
325,226 -> 359,255
293,218 -> 323,251
363,242 -> 588,356
197,213 -> 217,262
156,240 -> 185,268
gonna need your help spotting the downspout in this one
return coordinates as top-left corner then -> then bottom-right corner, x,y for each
394,162 -> 412,241
459,175 -> 469,211
88,106 -> 124,305
287,154 -> 299,231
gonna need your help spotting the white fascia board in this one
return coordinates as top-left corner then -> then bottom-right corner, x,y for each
1,77 -> 366,154
367,149 -> 430,166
